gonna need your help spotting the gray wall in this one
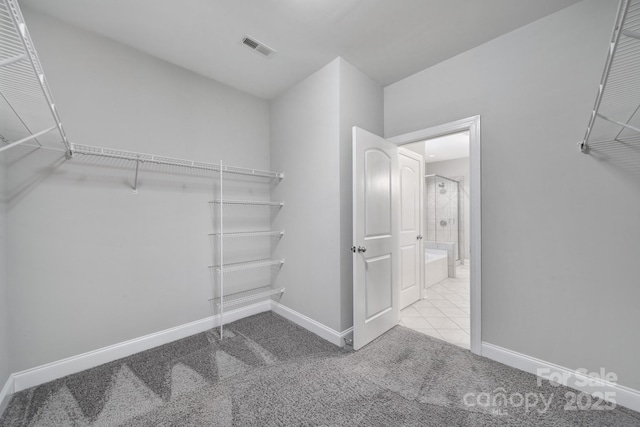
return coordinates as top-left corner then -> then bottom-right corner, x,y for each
6,8 -> 270,372
270,59 -> 342,331
271,58 -> 383,333
385,0 -> 640,390
426,158 -> 470,261
0,154 -> 9,387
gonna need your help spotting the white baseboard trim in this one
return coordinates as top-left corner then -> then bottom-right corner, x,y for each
482,342 -> 640,413
12,301 -> 271,393
0,375 -> 14,417
270,301 -> 352,347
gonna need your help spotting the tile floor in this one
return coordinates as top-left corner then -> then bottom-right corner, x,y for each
399,262 -> 470,349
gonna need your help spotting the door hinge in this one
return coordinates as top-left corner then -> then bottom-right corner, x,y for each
351,246 -> 356,253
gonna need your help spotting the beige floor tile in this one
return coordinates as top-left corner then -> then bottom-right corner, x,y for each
452,317 -> 471,330
444,295 -> 468,303
428,299 -> 458,308
425,317 -> 460,329
400,306 -> 423,318
424,292 -> 447,301
438,307 -> 468,318
453,340 -> 471,350
410,299 -> 434,308
415,307 -> 446,318
414,328 -> 444,340
452,290 -> 470,296
404,263 -> 471,351
448,290 -> 468,296
402,317 -> 432,329
453,301 -> 471,309
438,329 -> 470,343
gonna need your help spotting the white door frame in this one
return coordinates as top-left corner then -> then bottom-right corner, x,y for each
388,116 -> 482,355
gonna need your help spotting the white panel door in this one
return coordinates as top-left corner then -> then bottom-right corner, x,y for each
398,148 -> 424,309
352,126 -> 399,350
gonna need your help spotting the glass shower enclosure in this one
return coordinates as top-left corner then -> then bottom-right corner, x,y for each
425,175 -> 462,263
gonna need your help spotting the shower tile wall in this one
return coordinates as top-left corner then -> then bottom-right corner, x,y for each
425,176 -> 460,262
426,178 -> 436,241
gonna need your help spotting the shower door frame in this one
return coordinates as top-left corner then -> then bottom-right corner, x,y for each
388,116 -> 482,355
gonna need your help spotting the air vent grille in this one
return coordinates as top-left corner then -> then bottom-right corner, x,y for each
242,37 -> 259,49
241,36 -> 275,57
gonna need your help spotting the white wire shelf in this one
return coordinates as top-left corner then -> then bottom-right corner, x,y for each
210,258 -> 285,274
209,285 -> 285,308
0,0 -> 69,152
71,143 -> 284,178
580,0 -> 640,152
209,230 -> 285,238
209,199 -> 284,207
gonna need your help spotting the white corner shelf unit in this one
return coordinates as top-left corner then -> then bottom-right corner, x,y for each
1,0 -> 286,342
0,0 -> 70,154
209,161 -> 285,338
580,0 -> 640,153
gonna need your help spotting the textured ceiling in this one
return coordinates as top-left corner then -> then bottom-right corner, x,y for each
21,0 -> 581,99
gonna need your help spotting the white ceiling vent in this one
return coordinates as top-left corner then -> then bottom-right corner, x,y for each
242,36 -> 275,57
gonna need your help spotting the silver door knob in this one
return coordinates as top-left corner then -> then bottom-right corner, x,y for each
357,246 -> 367,253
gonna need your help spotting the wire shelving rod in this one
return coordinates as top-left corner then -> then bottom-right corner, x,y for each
209,200 -> 284,207
70,143 -> 284,179
209,230 -> 285,238
209,285 -> 285,309
210,258 -> 285,274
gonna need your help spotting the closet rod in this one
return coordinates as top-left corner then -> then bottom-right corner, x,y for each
70,143 -> 284,178
0,125 -> 55,153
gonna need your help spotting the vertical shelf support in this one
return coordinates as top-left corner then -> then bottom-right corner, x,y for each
219,160 -> 224,339
133,156 -> 140,194
210,161 -> 284,340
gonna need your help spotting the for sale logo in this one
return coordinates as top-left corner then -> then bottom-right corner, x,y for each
463,388 -> 554,416
462,368 -> 618,416
537,367 -> 617,411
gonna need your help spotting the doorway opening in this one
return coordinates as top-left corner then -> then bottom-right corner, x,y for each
399,131 -> 471,349
390,116 -> 481,354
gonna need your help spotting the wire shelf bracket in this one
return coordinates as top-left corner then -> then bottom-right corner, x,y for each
579,0 -> 640,153
0,0 -> 70,153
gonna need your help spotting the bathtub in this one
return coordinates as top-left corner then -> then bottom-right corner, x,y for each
425,249 -> 448,288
